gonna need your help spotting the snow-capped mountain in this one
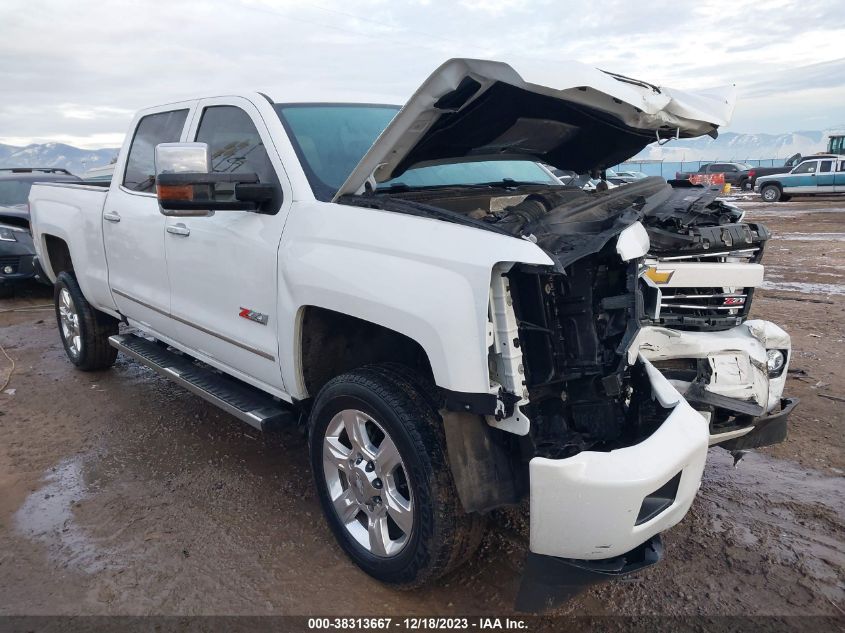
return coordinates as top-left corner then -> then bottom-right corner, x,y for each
632,127 -> 844,163
0,143 -> 118,176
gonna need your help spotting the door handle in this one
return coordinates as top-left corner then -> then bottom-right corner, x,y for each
166,223 -> 191,237
103,211 -> 121,223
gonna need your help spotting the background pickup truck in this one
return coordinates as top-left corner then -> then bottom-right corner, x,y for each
675,162 -> 755,189
755,155 -> 845,201
675,157 -> 803,190
28,58 -> 793,609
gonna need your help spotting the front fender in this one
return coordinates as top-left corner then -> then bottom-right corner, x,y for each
277,201 -> 552,398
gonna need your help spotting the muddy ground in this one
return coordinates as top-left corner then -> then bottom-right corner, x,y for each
0,194 -> 843,620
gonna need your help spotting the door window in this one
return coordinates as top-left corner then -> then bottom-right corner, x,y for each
123,110 -> 189,192
195,106 -> 278,185
819,160 -> 834,173
792,161 -> 817,174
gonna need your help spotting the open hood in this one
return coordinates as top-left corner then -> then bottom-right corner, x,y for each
334,58 -> 735,200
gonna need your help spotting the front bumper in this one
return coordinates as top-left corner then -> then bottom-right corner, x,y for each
0,229 -> 39,284
719,397 -> 797,451
631,320 -> 792,445
528,356 -> 709,560
516,535 -> 663,612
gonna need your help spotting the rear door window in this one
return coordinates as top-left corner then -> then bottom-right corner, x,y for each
819,160 -> 834,173
122,110 -> 189,192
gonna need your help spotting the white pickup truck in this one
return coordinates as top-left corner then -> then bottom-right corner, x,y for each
29,59 -> 795,607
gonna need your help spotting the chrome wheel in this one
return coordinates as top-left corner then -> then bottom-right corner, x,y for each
58,287 -> 81,357
323,409 -> 413,557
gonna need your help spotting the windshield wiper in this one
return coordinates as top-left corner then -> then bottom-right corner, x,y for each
474,178 -> 551,188
375,178 -> 552,193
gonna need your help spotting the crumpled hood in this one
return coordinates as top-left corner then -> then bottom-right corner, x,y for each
334,58 -> 736,200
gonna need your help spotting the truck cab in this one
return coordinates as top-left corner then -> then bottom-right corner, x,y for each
28,58 -> 795,607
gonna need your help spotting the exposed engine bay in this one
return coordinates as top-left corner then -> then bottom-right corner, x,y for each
341,176 -> 777,459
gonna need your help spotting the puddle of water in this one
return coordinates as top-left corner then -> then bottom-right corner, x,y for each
761,281 -> 845,296
14,455 -> 114,574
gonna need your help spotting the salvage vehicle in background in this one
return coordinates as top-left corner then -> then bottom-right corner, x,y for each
28,58 -> 794,609
675,162 -> 755,189
0,168 -> 80,298
755,156 -> 845,201
743,153 -> 803,189
827,134 -> 844,155
613,170 -> 649,182
82,163 -> 115,184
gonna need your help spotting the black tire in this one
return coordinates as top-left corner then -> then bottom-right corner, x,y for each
739,177 -> 750,191
54,271 -> 119,371
760,184 -> 781,202
308,364 -> 481,587
0,283 -> 13,299
366,362 -> 487,571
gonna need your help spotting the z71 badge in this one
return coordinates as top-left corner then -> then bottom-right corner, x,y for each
238,307 -> 269,325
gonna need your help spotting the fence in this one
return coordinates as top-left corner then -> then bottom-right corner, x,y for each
613,158 -> 788,179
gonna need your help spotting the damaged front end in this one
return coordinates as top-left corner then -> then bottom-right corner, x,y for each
469,179 -> 792,610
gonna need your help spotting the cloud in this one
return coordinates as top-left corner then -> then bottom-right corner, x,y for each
0,0 -> 843,148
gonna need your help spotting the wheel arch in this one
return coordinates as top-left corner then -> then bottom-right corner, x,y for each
42,233 -> 74,280
297,306 -> 435,399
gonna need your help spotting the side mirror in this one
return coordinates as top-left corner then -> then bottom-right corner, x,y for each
154,142 -> 275,217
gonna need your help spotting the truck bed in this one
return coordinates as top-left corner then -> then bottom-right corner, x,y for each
29,181 -> 117,314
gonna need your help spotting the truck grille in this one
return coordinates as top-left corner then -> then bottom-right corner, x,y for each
654,247 -> 761,264
645,285 -> 753,331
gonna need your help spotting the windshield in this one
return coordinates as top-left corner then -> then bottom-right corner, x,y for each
276,103 -> 560,200
276,104 -> 399,201
379,161 -> 559,190
0,179 -> 34,208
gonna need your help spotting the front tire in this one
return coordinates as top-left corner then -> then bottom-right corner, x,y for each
308,365 -> 481,587
54,272 -> 119,370
761,185 -> 781,202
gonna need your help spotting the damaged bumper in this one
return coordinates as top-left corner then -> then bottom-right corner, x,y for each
520,357 -> 707,610
528,356 -> 708,560
516,535 -> 664,612
631,319 -> 794,447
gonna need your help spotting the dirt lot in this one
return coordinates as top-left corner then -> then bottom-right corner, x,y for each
0,195 -> 843,620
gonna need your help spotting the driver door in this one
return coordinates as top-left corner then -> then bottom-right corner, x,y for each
785,160 -> 818,193
163,97 -> 291,393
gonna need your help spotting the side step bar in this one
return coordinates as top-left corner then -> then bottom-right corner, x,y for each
109,334 -> 294,431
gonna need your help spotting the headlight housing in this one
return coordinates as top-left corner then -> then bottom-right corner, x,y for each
766,349 -> 786,377
0,227 -> 18,242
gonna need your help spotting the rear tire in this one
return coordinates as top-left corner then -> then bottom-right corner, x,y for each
761,185 -> 781,202
54,272 -> 119,371
308,364 -> 483,587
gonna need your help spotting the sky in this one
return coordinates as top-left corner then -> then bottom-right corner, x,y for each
1,0 -> 844,149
